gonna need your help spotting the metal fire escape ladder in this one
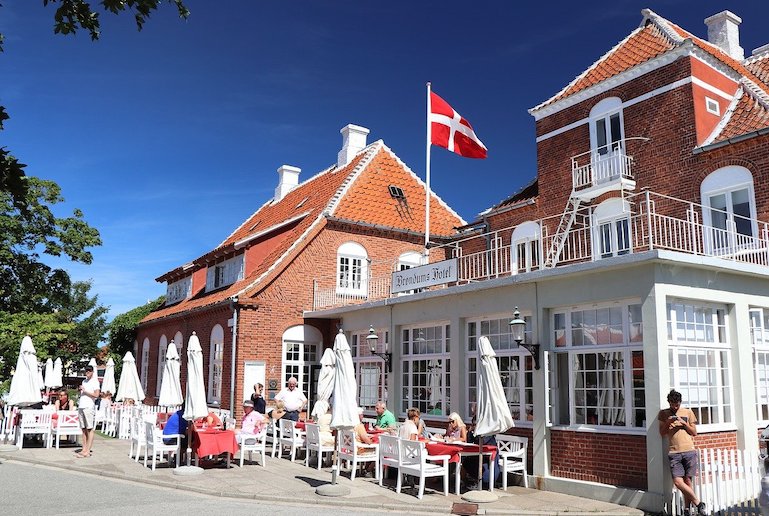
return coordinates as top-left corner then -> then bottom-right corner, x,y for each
544,193 -> 582,268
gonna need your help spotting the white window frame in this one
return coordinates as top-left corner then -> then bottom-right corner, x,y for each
466,314 -> 534,424
140,338 -> 150,392
589,97 -> 625,158
550,300 -> 645,430
666,299 -> 733,429
751,307 -> 769,425
156,335 -> 168,397
705,97 -> 720,115
396,251 -> 423,295
281,341 -> 319,394
336,242 -> 368,295
166,276 -> 192,305
401,323 -> 451,417
592,198 -> 632,259
173,331 -> 183,355
205,254 -> 244,292
701,166 -> 758,255
207,325 -> 224,405
351,329 -> 388,409
511,221 -> 541,274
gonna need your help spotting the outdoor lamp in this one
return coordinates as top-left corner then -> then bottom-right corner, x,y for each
367,326 -> 392,373
510,307 -> 541,370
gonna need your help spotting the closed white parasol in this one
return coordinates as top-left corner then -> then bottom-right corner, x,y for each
44,358 -> 55,389
330,330 -> 358,430
158,341 -> 183,408
115,352 -> 145,403
101,357 -> 116,396
311,347 -> 336,419
52,358 -> 64,390
183,332 -> 207,421
7,336 -> 43,406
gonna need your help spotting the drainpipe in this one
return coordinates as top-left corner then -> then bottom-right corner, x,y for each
229,296 -> 239,416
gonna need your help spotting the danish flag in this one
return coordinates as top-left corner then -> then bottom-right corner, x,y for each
429,91 -> 487,159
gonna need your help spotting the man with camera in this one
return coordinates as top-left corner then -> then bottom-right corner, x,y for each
658,389 -> 707,516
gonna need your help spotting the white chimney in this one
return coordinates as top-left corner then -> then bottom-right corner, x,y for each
337,124 -> 370,168
704,10 -> 744,61
274,165 -> 301,202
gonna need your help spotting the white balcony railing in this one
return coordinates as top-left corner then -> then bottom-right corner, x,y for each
311,190 -> 769,310
570,138 -> 647,193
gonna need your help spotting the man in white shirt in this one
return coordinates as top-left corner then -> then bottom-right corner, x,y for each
274,377 -> 306,421
77,365 -> 100,458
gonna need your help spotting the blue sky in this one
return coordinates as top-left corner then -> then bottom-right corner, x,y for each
1,1 -> 766,321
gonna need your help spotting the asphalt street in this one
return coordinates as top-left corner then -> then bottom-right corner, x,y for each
0,460 -> 410,516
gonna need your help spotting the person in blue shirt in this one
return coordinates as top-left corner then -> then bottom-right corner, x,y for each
163,406 -> 188,448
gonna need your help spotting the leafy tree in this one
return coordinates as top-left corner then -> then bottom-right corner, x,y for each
107,296 -> 164,359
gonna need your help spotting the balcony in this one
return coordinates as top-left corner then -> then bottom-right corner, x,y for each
311,190 -> 769,310
570,139 -> 644,201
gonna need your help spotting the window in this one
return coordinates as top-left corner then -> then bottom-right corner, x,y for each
511,222 -> 541,274
705,97 -> 720,115
336,242 -> 368,295
166,277 -> 192,305
205,254 -> 244,292
667,300 -> 732,426
467,315 -> 534,422
401,324 -> 451,416
550,301 -> 645,428
593,198 -> 631,259
701,166 -> 757,254
207,325 -> 224,404
173,331 -> 183,354
388,185 -> 405,199
140,338 -> 150,391
751,308 -> 769,424
282,341 -> 318,393
156,335 -> 168,397
351,329 -> 388,409
590,97 -> 624,157
397,251 -> 423,295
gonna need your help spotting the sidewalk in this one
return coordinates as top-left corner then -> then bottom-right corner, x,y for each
0,435 -> 644,515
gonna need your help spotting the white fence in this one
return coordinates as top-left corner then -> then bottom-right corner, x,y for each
673,448 -> 765,516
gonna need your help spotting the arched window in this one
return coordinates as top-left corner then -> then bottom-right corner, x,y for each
140,338 -> 150,391
174,331 -> 183,354
593,198 -> 631,259
156,335 -> 168,396
590,97 -> 624,157
396,251 -> 423,295
208,325 -> 224,404
511,221 -> 541,274
281,325 -> 322,397
701,166 -> 757,253
336,242 -> 368,295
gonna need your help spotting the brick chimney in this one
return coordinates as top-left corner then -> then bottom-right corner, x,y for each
704,10 -> 744,61
274,165 -> 301,202
337,124 -> 370,168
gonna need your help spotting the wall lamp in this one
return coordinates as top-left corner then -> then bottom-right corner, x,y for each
509,307 -> 541,370
366,326 -> 392,373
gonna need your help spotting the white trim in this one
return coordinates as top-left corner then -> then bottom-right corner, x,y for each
233,211 -> 311,249
705,97 -> 720,116
692,76 -> 734,101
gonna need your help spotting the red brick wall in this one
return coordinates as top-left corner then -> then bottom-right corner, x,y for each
550,430 -> 647,489
694,430 -> 737,449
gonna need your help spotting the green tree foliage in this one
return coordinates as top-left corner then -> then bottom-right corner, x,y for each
107,296 -> 165,359
0,312 -> 75,384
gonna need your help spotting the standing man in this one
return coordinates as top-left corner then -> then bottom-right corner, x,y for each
76,365 -> 100,458
250,383 -> 266,414
274,377 -> 306,421
374,400 -> 396,430
658,389 -> 707,516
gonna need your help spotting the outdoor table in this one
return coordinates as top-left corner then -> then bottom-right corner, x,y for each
191,425 -> 238,468
294,420 -> 314,431
425,441 -> 496,495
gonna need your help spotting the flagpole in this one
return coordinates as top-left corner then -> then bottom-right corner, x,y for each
424,82 -> 432,264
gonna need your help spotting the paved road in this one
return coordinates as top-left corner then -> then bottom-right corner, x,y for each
0,460 -> 410,516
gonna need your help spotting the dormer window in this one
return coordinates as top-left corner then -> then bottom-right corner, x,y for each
590,97 -> 624,157
388,185 -> 406,200
166,277 -> 192,305
206,254 -> 245,292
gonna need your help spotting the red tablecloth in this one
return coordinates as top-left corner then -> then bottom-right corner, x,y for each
192,427 -> 238,457
294,420 -> 314,431
425,442 -> 496,464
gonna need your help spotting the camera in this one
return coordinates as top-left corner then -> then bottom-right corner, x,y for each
669,415 -> 679,420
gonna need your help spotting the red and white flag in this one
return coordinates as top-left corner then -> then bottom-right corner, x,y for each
429,91 -> 487,159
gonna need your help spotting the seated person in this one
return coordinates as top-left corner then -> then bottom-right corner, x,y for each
317,409 -> 335,447
354,408 -> 377,476
55,390 -> 76,411
267,401 -> 286,422
123,398 -> 136,406
399,407 -> 422,440
235,400 -> 267,444
462,416 -> 499,490
163,407 -> 188,448
198,411 -> 222,428
373,400 -> 396,430
443,412 -> 467,443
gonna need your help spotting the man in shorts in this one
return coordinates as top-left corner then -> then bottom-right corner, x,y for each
658,389 -> 707,516
77,365 -> 101,458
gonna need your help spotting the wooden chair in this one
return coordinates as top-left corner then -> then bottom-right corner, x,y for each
53,410 -> 81,448
238,428 -> 267,467
336,429 -> 378,481
398,439 -> 449,499
496,434 -> 529,489
304,423 -> 334,469
144,421 -> 181,471
16,410 -> 53,450
278,419 -> 305,462
378,434 -> 401,485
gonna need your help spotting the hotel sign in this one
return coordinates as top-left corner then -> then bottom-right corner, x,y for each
391,258 -> 458,294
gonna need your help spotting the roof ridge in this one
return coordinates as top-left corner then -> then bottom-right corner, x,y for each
378,142 -> 468,228
742,77 -> 769,108
700,87 -> 743,147
640,9 -> 685,45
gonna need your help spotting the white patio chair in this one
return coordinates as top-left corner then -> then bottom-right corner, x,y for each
129,414 -> 153,461
117,406 -> 132,439
238,428 -> 267,467
144,421 -> 181,471
264,420 -> 280,458
54,410 -> 81,448
496,434 -> 529,489
378,434 -> 401,485
304,423 -> 334,469
103,404 -> 118,437
336,429 -> 379,481
398,439 -> 449,499
93,400 -> 109,431
16,410 -> 53,450
278,419 -> 305,462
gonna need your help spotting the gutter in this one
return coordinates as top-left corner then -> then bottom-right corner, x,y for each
325,216 -> 455,243
693,127 -> 769,154
229,295 -> 239,416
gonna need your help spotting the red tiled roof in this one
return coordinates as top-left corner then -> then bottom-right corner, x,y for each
710,86 -> 769,144
142,141 -> 463,323
745,55 -> 769,89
